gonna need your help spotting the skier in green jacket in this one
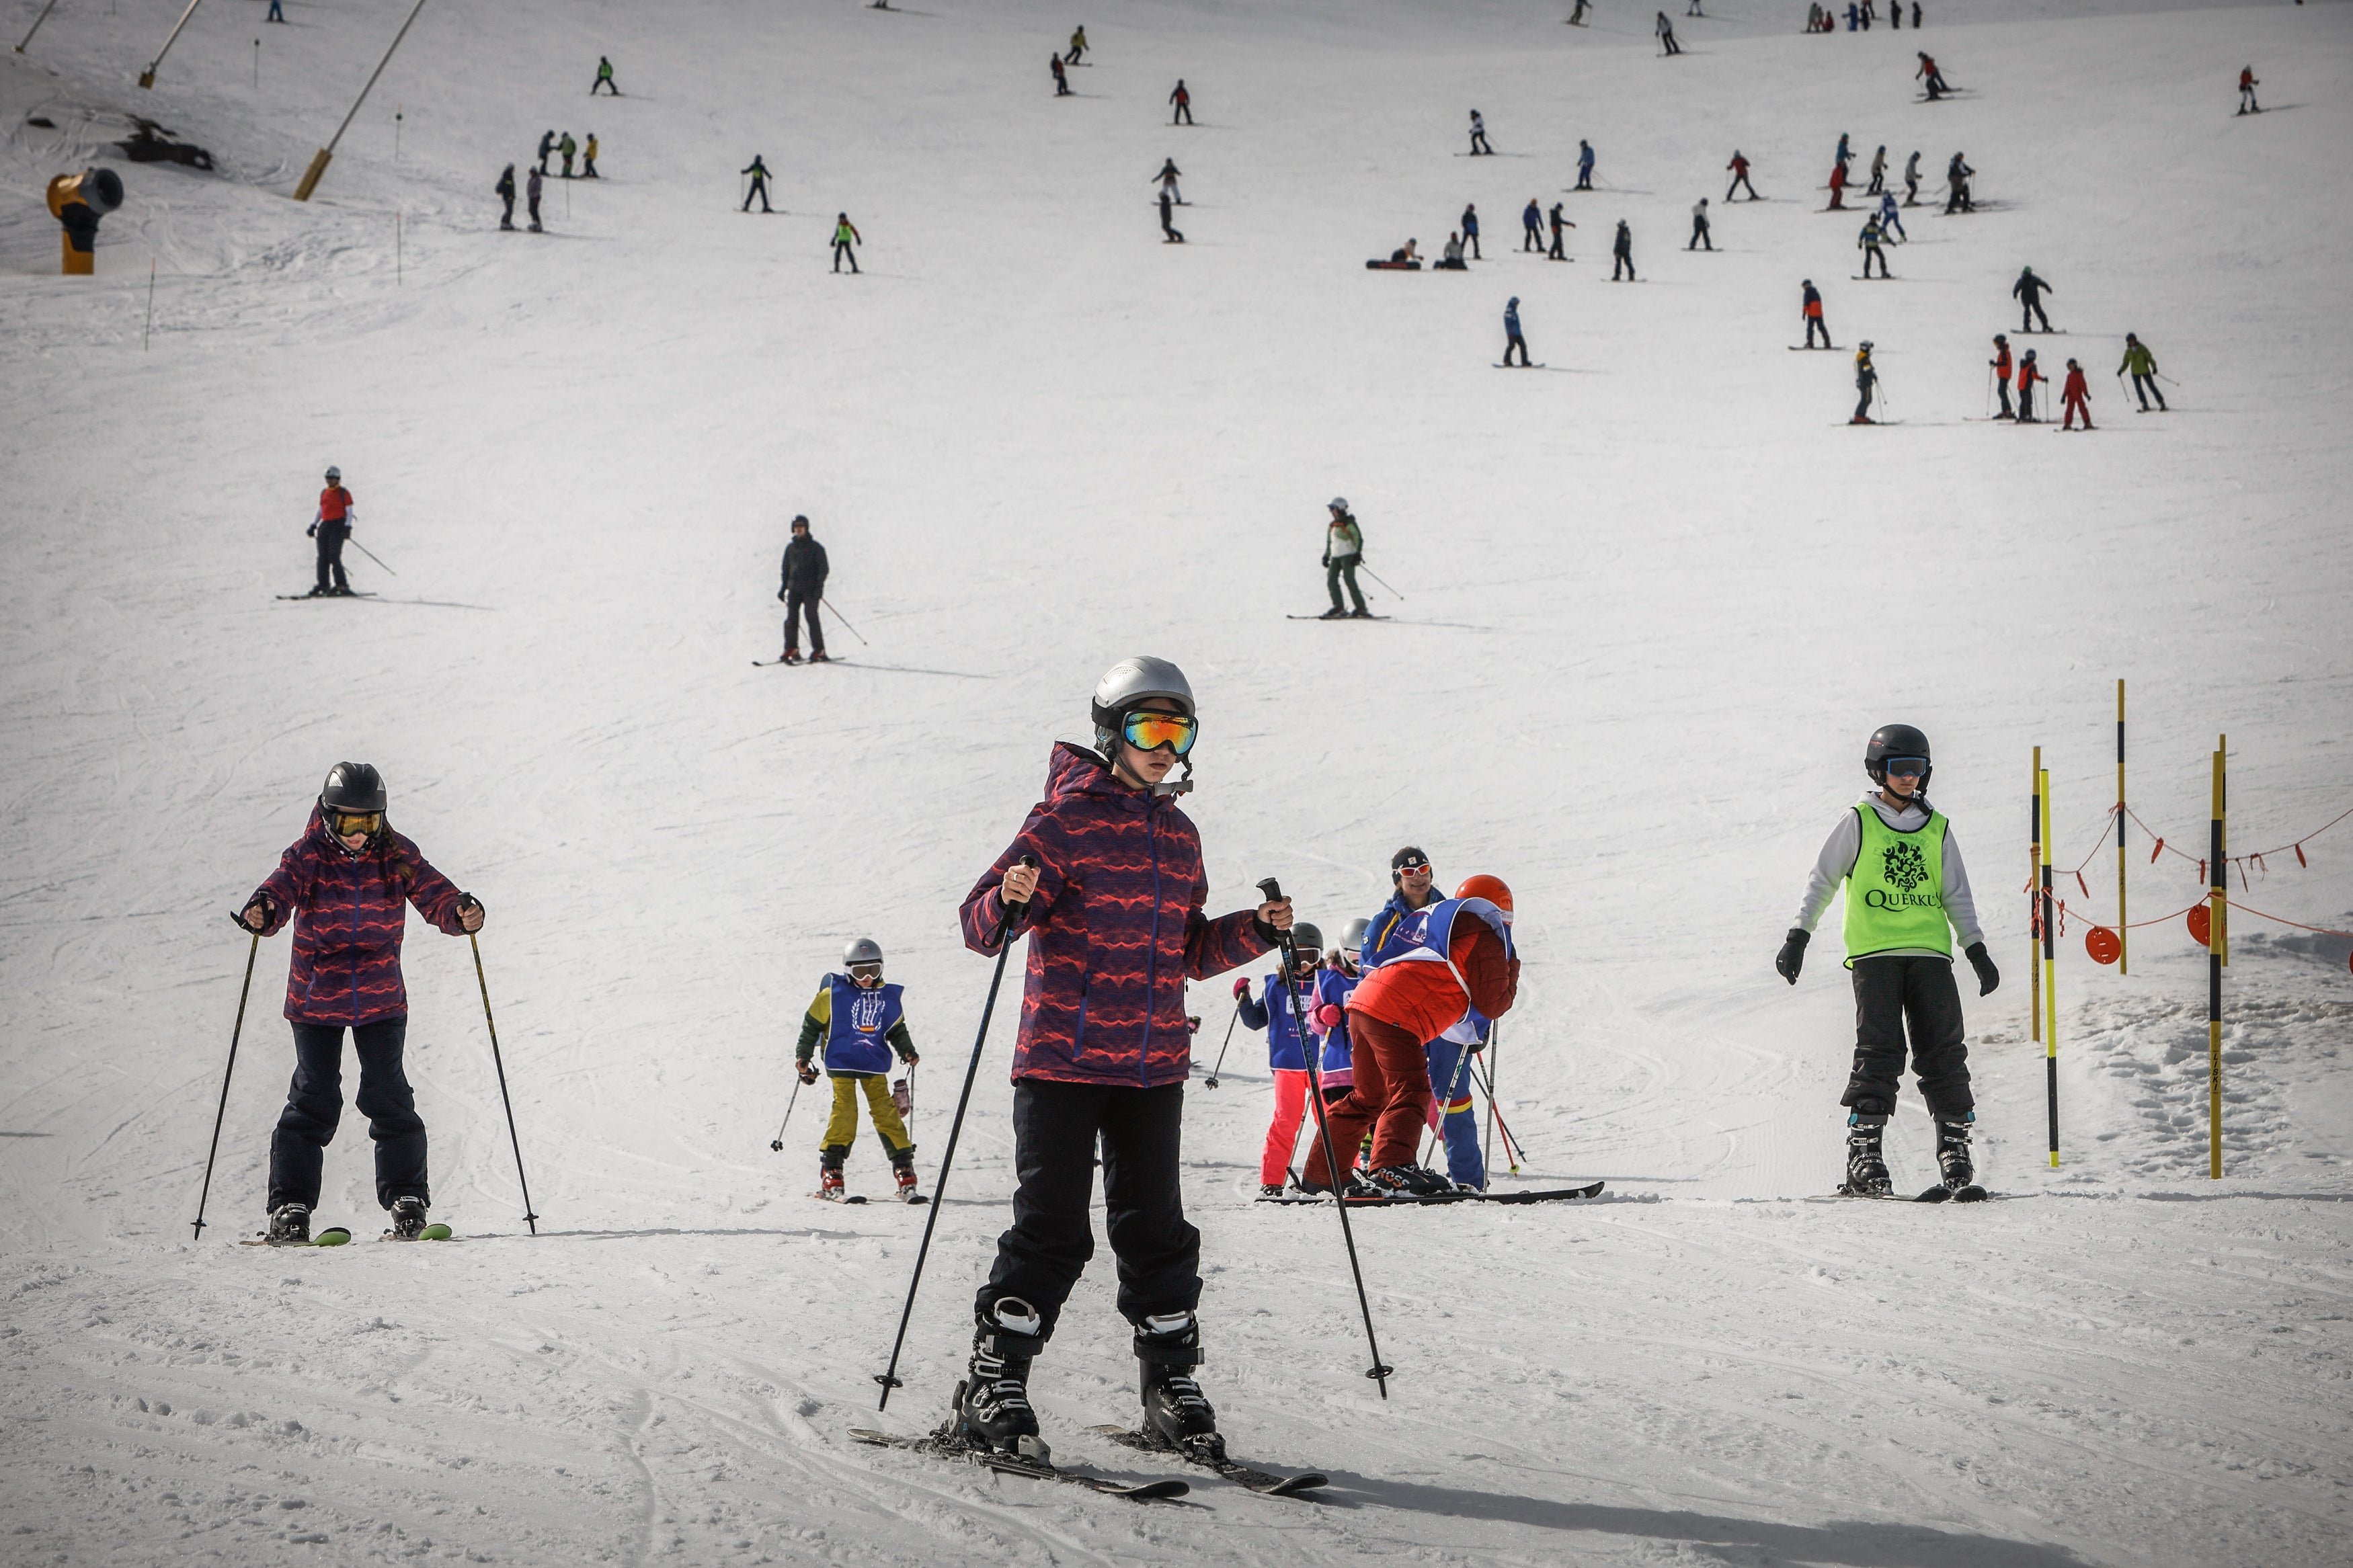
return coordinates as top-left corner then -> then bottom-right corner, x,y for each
1320,499 -> 1369,620
832,212 -> 862,273
2117,333 -> 2166,412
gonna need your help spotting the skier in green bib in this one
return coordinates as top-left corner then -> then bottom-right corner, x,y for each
1775,724 -> 1999,1196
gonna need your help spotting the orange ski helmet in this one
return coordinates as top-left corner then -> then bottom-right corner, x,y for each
1453,874 -> 1513,919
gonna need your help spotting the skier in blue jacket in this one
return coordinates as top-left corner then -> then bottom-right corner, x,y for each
1502,297 -> 1531,367
1234,924 -> 1332,1195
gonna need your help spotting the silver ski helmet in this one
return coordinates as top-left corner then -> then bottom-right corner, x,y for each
1339,917 -> 1370,956
1864,723 -> 1932,791
1091,656 -> 1198,792
324,466 -> 341,483
843,937 -> 884,968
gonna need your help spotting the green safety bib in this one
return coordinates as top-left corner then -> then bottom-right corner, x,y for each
1841,802 -> 1952,964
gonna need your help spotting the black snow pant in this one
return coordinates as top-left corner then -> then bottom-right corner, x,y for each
978,1078 -> 1200,1341
1613,250 -> 1634,280
2131,372 -> 2165,411
528,197 -> 542,231
314,526 -> 350,593
1523,224 -> 1542,251
592,75 -> 617,95
784,589 -> 826,655
744,178 -> 770,213
2021,298 -> 2051,333
1548,227 -> 1566,258
1841,954 -> 1973,1120
1466,232 -> 1482,259
1503,332 -> 1531,366
1326,556 -> 1367,613
1995,377 -> 2013,417
1806,315 -> 1830,347
1862,244 -> 1888,277
1905,175 -> 1919,206
1576,169 -> 1593,190
1856,379 -> 1876,419
2018,382 -> 2038,421
833,241 -> 859,272
269,1018 -> 427,1213
1689,218 -> 1712,250
1473,132 -> 1492,155
500,194 -> 514,229
1172,104 -> 1193,125
1727,173 -> 1756,200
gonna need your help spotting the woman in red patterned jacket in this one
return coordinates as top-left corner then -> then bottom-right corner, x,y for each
949,657 -> 1290,1467
237,762 -> 483,1245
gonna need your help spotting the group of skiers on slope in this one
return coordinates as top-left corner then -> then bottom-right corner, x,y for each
488,55 -> 618,230
1808,0 -> 1923,30
1049,26 -> 1089,93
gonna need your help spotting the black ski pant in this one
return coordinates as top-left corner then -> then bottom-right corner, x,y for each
1806,315 -> 1829,347
1688,219 -> 1711,250
1995,377 -> 2013,416
1613,251 -> 1634,280
269,1018 -> 427,1212
833,241 -> 858,272
500,194 -> 514,228
2020,299 -> 2051,333
1172,104 -> 1192,125
528,197 -> 542,230
1548,229 -> 1566,258
1945,183 -> 1971,214
1522,224 -> 1542,251
1326,556 -> 1367,613
1576,170 -> 1593,190
1855,380 -> 1876,420
1905,175 -> 1919,205
314,526 -> 350,593
1466,233 -> 1482,259
2018,382 -> 2038,420
784,589 -> 826,655
592,75 -> 617,95
744,178 -> 770,213
2131,372 -> 2165,411
1473,133 -> 1492,155
1841,954 -> 1973,1120
1503,332 -> 1531,366
978,1078 -> 1199,1341
1862,245 -> 1888,277
1727,173 -> 1756,200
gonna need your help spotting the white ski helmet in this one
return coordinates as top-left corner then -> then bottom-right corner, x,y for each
1090,656 -> 1194,731
324,465 -> 341,483
842,937 -> 884,968
1328,496 -> 1349,512
1340,917 -> 1370,956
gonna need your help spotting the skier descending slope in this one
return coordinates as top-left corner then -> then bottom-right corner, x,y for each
236,763 -> 485,1244
1850,341 -> 1880,423
1774,727 -> 1998,1197
1800,278 -> 1830,347
776,514 -> 828,664
795,939 -> 923,1202
305,466 -> 356,596
952,658 -> 1287,1463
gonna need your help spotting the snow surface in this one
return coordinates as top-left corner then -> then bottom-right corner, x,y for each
4,0 -> 2352,1563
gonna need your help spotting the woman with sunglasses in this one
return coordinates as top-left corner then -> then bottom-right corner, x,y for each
951,656 -> 1291,1468
1776,724 -> 1999,1198
235,762 -> 484,1245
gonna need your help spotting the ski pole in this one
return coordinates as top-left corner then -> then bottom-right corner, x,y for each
819,597 -> 869,647
346,536 -> 399,576
190,926 -> 260,1240
875,854 -> 1035,1410
768,1071 -> 804,1151
1987,364 -> 1997,419
467,916 -> 540,1235
1261,876 -> 1394,1397
1420,1032 -> 1479,1168
1203,998 -> 1243,1089
1355,563 -> 1405,602
1473,1053 -> 1529,1171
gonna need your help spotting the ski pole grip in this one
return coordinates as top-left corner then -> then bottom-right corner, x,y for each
1257,876 -> 1284,904
994,854 -> 1041,940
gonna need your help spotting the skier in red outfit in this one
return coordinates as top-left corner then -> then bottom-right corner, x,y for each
1827,159 -> 1849,210
1300,880 -> 1518,1196
2061,358 -> 2094,429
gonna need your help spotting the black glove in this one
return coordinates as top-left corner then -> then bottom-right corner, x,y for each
306,522 -> 317,538
797,1062 -> 820,1086
1964,942 -> 1999,996
777,587 -> 787,602
1775,927 -> 1809,985
1320,555 -> 1330,569
899,1050 -> 921,1067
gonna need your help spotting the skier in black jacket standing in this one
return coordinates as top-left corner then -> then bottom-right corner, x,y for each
777,515 -> 830,665
495,164 -> 516,231
2013,265 -> 2055,333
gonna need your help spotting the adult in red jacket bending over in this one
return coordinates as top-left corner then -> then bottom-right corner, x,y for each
953,657 -> 1287,1466
237,762 -> 483,1245
1302,885 -> 1518,1196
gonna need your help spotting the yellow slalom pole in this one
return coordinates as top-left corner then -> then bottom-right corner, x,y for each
2116,679 -> 2128,975
2208,739 -> 2226,1178
2030,747 -> 2043,1045
2041,767 -> 2058,1167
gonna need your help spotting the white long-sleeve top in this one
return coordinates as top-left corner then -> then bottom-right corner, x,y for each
1792,791 -> 1985,957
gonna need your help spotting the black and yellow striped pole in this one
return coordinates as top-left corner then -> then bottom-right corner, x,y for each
2030,748 -> 2043,1047
2116,680 -> 2128,975
2041,765 -> 2059,1167
2208,737 -> 2227,1178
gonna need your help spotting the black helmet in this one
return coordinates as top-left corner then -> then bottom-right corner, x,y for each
1290,922 -> 1324,956
1864,725 -> 1932,790
320,761 -> 387,813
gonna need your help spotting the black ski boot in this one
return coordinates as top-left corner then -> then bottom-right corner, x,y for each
1367,1163 -> 1453,1196
386,1196 -> 429,1240
267,1202 -> 311,1245
951,1296 -> 1050,1462
1934,1116 -> 1975,1191
1134,1311 -> 1222,1460
1842,1114 -> 1892,1196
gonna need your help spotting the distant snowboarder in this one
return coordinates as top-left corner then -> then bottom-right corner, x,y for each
1943,151 -> 1973,213
1320,499 -> 1369,618
1437,231 -> 1465,268
526,167 -> 544,231
581,133 -> 598,177
1152,158 -> 1183,204
1547,200 -> 1574,259
592,54 -> 618,95
1470,110 -> 1493,155
1158,190 -> 1184,243
1688,197 -> 1713,250
1726,149 -> 1757,200
1989,334 -> 2014,418
1052,54 -> 1070,95
2016,347 -> 2046,421
742,155 -> 772,213
1502,296 -> 1531,366
1576,138 -> 1595,190
1775,724 -> 1996,1198
777,514 -> 830,663
1066,26 -> 1088,65
833,212 -> 862,271
1801,278 -> 1829,347
1169,78 -> 1193,125
2013,265 -> 2054,332
1611,218 -> 1634,280
2118,333 -> 2167,411
1851,341 -> 1879,423
1568,0 -> 1589,24
1522,198 -> 1543,250
495,163 -> 516,230
1461,202 -> 1482,259
1657,9 -> 1682,53
1857,214 -> 1890,277
2237,66 -> 2260,114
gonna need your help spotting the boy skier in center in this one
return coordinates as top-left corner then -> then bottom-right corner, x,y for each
953,657 -> 1288,1465
1234,923 -> 1328,1196
795,938 -> 923,1202
1774,725 -> 1999,1196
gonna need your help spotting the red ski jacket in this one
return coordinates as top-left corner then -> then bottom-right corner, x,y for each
2063,367 -> 2089,400
1349,916 -> 1517,1044
317,486 -> 352,523
1993,345 -> 2013,380
251,806 -> 471,1026
961,743 -> 1269,1088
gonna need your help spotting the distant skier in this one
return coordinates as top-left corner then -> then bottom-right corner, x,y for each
1913,1 -> 1921,23
832,212 -> 862,272
2060,358 -> 2094,430
1611,218 -> 1634,280
1522,197 -> 1543,250
1321,498 -> 1369,618
1917,51 -> 1948,99
1845,3 -> 1858,31
1547,200 -> 1574,259
592,54 -> 617,95
1461,202 -> 1482,259
1726,149 -> 1757,201
1775,725 -> 1996,1198
526,167 -> 543,231
495,163 -> 516,230
1943,151 -> 1973,213
2237,66 -> 2260,115
1903,149 -> 1922,205
1801,278 -> 1829,348
1158,190 -> 1184,243
1867,145 -> 1887,194
1052,53 -> 1070,95
1169,78 -> 1193,125
2118,333 -> 2166,411
1575,138 -> 1595,190
1568,0 -> 1589,23
558,132 -> 577,179
1856,214 -> 1890,277
1989,333 -> 2014,418
1470,110 -> 1493,155
1851,341 -> 1880,423
1657,10 -> 1682,53
306,466 -> 356,596
795,939 -> 923,1203
776,513 -> 830,664
742,155 -> 772,213
1875,189 -> 1906,241
1827,157 -> 1848,210
2013,265 -> 2054,333
581,133 -> 598,178
1232,927 -> 1334,1194
1066,26 -> 1088,65
2016,347 -> 2046,421
1502,296 -> 1531,366
1835,132 -> 1853,175
1152,159 -> 1183,204
536,129 -> 555,175
1687,197 -> 1713,250
237,761 -> 485,1245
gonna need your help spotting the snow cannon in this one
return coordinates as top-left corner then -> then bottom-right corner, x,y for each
45,167 -> 122,275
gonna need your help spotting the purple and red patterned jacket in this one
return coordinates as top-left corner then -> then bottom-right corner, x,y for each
249,807 -> 470,1026
961,743 -> 1269,1088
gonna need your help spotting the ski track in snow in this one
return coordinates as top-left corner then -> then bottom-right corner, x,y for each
5,0 -> 2352,1563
